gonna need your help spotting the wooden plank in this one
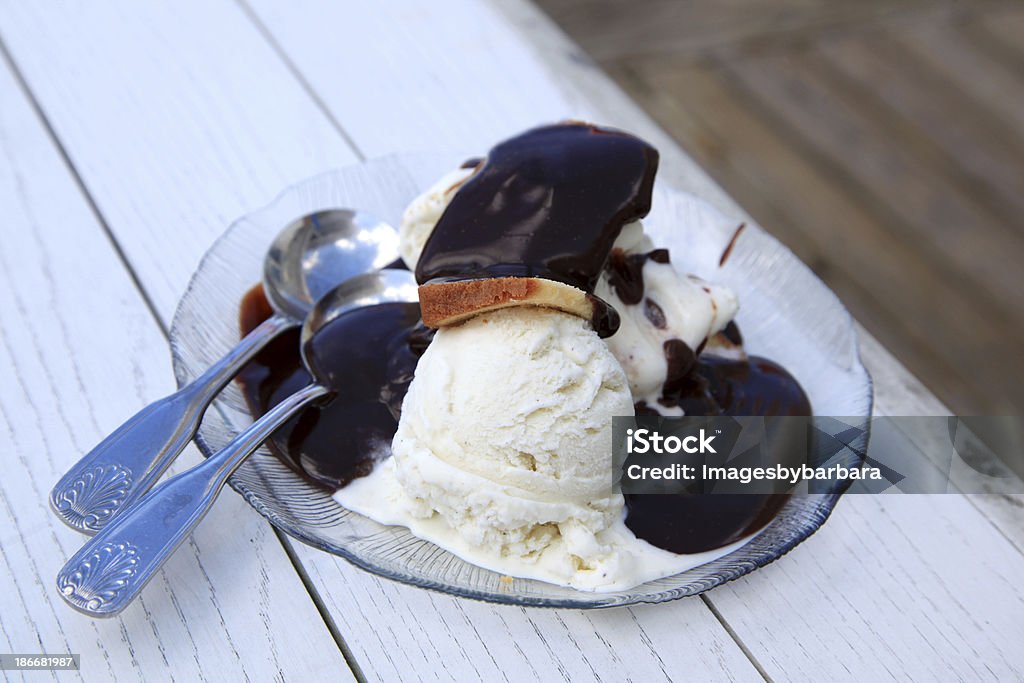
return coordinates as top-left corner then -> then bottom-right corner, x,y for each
0,52 -> 352,682
856,329 -> 947,417
720,47 -> 1024,318
856,329 -> 1024,552
535,0 -> 966,62
817,30 -> 1024,221
242,0 -> 579,157
0,0 -> 359,323
709,494 -> 1024,681
0,1 -> 763,680
301,556 -> 762,683
900,11 -> 1024,144
971,6 -> 1024,62
603,56 -> 1019,414
241,0 -> 741,216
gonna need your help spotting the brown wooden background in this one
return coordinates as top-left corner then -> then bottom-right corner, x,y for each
535,0 -> 1024,415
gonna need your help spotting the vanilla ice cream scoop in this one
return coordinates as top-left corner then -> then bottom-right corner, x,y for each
335,307 -> 733,590
395,307 -> 629,505
391,307 -> 631,578
338,308 -> 633,586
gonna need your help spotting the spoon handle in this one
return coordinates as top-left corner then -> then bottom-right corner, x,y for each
56,382 -> 330,617
50,313 -> 295,535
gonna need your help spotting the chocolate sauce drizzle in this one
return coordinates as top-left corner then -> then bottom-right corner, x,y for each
605,247 -> 670,305
626,348 -> 811,554
237,286 -> 431,490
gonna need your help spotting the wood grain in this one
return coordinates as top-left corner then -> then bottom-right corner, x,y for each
710,494 -> 1024,681
299,555 -> 763,683
0,0 -> 1021,680
242,0 -> 744,216
0,51 -> 353,682
904,12 -> 1024,143
537,0 -> 968,62
0,0 -> 359,323
971,5 -> 1024,67
721,50 -> 1024,314
817,31 -> 1024,220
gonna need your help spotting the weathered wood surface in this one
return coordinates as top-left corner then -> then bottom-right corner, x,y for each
0,47 -> 352,683
0,0 -> 1020,680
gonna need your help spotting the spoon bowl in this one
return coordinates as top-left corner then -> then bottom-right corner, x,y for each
302,269 -> 420,346
265,209 -> 402,320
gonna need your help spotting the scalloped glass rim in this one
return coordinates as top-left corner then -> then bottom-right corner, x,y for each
169,153 -> 873,609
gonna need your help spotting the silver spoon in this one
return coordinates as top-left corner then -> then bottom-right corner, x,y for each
50,210 -> 400,535
56,269 -> 419,617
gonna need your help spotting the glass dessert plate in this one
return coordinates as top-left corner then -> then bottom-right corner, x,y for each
169,153 -> 873,609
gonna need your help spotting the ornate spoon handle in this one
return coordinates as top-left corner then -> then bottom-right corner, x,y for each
56,382 -> 329,617
50,313 -> 294,534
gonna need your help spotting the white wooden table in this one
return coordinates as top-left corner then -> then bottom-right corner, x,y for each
0,1 -> 1021,681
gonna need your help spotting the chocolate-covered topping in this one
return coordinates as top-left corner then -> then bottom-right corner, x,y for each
632,352 -> 810,418
415,123 -> 659,295
586,292 -> 621,338
607,245 -> 811,555
665,354 -> 811,417
624,491 -> 789,554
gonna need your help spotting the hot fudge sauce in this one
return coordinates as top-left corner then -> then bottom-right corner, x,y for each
237,285 -> 430,489
624,349 -> 811,553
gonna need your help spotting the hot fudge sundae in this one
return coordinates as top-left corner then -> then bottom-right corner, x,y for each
238,122 -> 810,591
